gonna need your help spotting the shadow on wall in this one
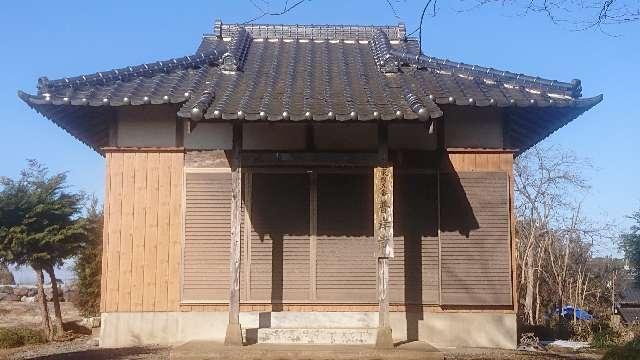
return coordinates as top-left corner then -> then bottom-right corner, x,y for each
439,157 -> 480,237
245,164 -> 482,339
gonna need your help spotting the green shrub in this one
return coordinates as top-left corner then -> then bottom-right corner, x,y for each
592,327 -> 619,349
603,337 -> 640,360
0,327 -> 44,349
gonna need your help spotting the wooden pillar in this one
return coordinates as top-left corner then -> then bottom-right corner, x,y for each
375,123 -> 394,349
225,122 -> 243,346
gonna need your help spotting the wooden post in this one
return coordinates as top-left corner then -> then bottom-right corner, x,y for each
375,123 -> 394,349
225,122 -> 243,346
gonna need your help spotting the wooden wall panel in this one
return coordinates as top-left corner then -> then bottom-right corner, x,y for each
444,151 -> 513,173
105,152 -> 123,312
101,150 -> 183,312
155,153 -> 172,310
439,171 -> 512,306
168,155 -> 184,309
182,171 -> 232,302
130,153 -> 147,311
117,154 -> 135,311
99,154 -> 111,312
143,153 -> 159,311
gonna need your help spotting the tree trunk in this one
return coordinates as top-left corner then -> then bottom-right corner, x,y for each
34,267 -> 52,342
524,255 -> 535,324
45,264 -> 64,336
534,275 -> 540,325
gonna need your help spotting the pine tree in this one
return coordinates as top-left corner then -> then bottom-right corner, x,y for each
0,160 -> 87,340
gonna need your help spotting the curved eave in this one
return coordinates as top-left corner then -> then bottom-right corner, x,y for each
18,90 -> 185,155
507,94 -> 603,156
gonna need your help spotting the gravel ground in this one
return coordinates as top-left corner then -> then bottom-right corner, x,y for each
0,342 -> 604,360
0,336 -> 169,360
443,348 -> 602,359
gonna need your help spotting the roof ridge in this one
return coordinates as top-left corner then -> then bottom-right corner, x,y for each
213,20 -> 406,40
37,49 -> 222,94
396,49 -> 581,97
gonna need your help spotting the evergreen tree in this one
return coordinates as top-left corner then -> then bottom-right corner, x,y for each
73,197 -> 102,317
0,160 -> 87,340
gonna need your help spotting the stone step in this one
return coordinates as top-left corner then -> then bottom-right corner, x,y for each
256,328 -> 377,345
254,312 -> 378,329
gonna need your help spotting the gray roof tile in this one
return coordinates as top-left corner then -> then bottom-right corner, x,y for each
19,22 -> 602,153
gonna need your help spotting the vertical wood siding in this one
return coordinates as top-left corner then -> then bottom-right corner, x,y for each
182,171 -> 232,302
101,149 -> 515,311
390,173 -> 439,304
100,151 -> 184,312
439,171 -> 512,306
249,173 -> 310,302
316,173 -> 376,302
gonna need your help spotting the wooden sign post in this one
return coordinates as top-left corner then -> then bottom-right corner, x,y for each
374,164 -> 394,349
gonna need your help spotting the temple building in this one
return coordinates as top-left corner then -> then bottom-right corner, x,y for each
19,21 -> 601,349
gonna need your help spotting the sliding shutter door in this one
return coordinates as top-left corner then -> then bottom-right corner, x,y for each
316,172 -> 376,302
182,171 -> 232,302
439,171 -> 512,306
249,173 -> 310,302
390,173 -> 440,304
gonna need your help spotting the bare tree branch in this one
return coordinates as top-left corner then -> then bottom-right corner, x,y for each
243,0 -> 310,24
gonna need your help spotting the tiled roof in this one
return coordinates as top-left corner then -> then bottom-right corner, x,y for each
19,21 -> 602,153
618,307 -> 640,324
619,287 -> 640,305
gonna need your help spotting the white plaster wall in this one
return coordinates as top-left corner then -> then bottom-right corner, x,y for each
184,123 -> 233,150
388,123 -> 437,150
243,123 -> 306,150
314,123 -> 377,150
445,109 -> 503,149
116,107 -> 177,147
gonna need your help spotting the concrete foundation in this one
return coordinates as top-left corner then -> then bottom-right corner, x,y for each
100,311 -> 516,349
418,312 -> 517,349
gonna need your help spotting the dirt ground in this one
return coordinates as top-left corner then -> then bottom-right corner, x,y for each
0,302 -> 81,329
0,302 -> 605,359
442,348 -> 602,359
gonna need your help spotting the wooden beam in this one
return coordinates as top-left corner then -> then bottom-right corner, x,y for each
241,152 -> 379,167
175,117 -> 184,148
377,122 -> 388,162
225,122 -> 243,346
373,165 -> 393,349
306,123 -> 315,151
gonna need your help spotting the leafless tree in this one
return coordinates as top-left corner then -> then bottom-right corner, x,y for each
514,145 -> 590,324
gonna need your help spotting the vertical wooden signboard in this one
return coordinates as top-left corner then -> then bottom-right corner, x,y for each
374,165 -> 394,349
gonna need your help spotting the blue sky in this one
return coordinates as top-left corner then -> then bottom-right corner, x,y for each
1,1 -> 638,282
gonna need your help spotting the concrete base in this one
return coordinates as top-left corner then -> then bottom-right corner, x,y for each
224,322 -> 243,346
257,328 -> 376,345
418,312 -> 517,349
170,341 -> 443,360
375,326 -> 394,349
100,311 -> 516,349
